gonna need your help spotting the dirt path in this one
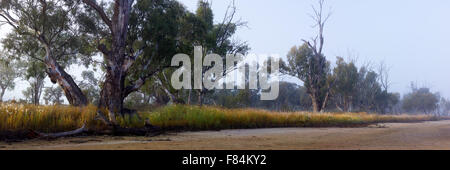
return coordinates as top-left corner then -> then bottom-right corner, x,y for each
2,120 -> 450,150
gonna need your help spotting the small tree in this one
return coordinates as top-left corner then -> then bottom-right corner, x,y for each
331,57 -> 358,112
189,0 -> 250,106
402,85 -> 440,114
0,57 -> 19,102
23,62 -> 46,105
282,44 -> 332,113
78,70 -> 100,104
43,86 -> 64,105
282,0 -> 333,113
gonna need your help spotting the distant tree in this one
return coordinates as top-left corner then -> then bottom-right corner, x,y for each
282,44 -> 332,113
212,90 -> 240,108
188,0 -> 250,106
0,57 -> 19,102
142,70 -> 180,106
124,92 -> 145,109
78,71 -> 100,104
23,79 -> 45,105
274,82 -> 302,111
22,62 -> 46,105
331,57 -> 359,112
402,84 -> 439,114
374,91 -> 400,114
439,98 -> 450,116
43,86 -> 64,105
377,61 -> 391,92
354,67 -> 381,112
136,69 -> 185,106
282,0 -> 333,113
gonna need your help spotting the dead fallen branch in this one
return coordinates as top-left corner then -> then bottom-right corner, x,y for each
28,124 -> 87,139
26,121 -> 162,140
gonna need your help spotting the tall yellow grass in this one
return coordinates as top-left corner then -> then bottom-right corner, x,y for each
147,105 -> 442,130
0,104 -> 106,132
0,103 -> 444,133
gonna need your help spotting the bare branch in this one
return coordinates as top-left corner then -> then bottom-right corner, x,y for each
304,0 -> 332,56
378,61 -> 392,91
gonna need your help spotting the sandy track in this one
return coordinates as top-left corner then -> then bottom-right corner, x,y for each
2,120 -> 450,150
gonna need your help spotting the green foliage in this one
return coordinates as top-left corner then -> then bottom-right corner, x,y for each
43,86 -> 64,105
136,0 -> 250,105
124,92 -> 146,108
282,43 -> 332,112
1,0 -> 86,68
79,71 -> 100,104
402,86 -> 440,114
0,56 -> 19,101
331,57 -> 359,111
126,0 -> 189,84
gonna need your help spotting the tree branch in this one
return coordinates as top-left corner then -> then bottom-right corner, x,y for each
82,0 -> 113,32
123,65 -> 172,97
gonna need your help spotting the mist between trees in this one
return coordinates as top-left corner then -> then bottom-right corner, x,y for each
0,0 -> 448,121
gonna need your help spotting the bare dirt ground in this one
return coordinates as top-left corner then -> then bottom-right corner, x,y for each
2,120 -> 450,150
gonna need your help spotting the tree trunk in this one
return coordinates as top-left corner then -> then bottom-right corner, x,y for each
98,58 -> 126,125
187,89 -> 191,105
44,48 -> 88,106
320,91 -> 330,113
198,90 -> 203,106
0,88 -> 5,103
95,0 -> 133,125
310,94 -> 319,112
335,103 -> 344,112
156,76 -> 175,105
33,82 -> 39,105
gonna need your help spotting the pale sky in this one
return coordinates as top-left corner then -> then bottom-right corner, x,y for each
180,0 -> 450,98
1,0 -> 450,101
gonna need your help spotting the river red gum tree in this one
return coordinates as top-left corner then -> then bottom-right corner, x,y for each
0,0 -> 88,106
81,0 -> 134,124
82,0 -> 171,125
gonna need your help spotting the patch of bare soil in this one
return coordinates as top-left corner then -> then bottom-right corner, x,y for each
2,120 -> 450,150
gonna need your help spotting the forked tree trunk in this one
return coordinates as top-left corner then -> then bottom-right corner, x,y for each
85,0 -> 164,127
93,0 -> 133,125
44,48 -> 88,106
98,65 -> 126,124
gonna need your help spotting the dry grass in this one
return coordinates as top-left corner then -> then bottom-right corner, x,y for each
0,104 -> 445,134
147,105 -> 443,131
0,103 -> 106,133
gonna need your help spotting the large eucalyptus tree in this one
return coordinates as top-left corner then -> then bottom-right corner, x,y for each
0,0 -> 89,106
78,0 -> 188,125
